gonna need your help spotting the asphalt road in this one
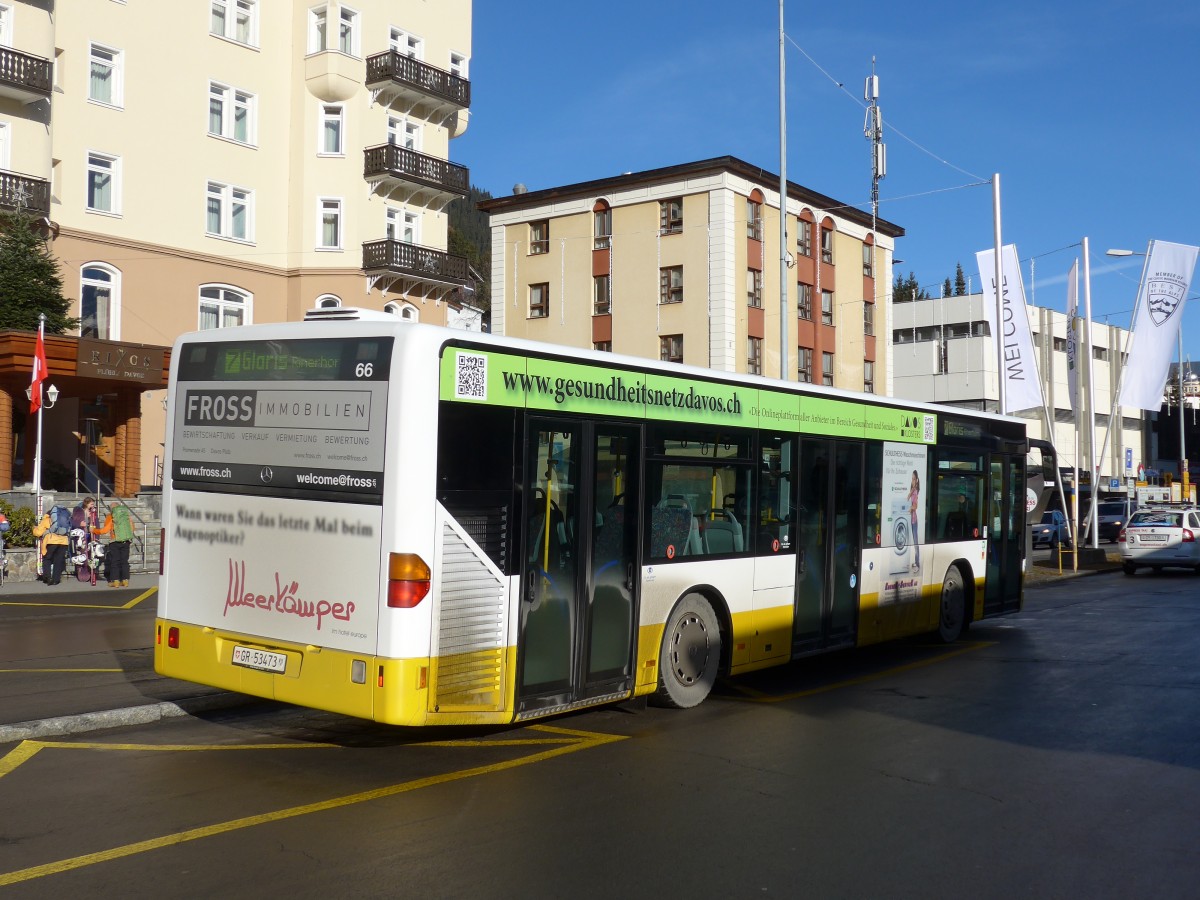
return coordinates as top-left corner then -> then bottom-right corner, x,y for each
2,569 -> 1198,898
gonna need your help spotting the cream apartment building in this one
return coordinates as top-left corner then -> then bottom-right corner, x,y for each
0,0 -> 472,489
479,157 -> 904,390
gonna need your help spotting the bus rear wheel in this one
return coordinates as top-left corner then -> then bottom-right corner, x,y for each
653,594 -> 721,709
937,566 -> 968,643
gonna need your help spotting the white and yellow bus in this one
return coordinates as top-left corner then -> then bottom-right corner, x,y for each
155,308 -> 1031,725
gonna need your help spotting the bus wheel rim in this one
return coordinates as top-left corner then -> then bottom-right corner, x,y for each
670,614 -> 709,685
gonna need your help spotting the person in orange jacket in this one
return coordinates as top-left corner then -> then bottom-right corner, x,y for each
32,509 -> 71,585
92,502 -> 134,587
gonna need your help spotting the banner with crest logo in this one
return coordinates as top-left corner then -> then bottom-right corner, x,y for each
1119,240 -> 1199,411
1065,259 -> 1079,416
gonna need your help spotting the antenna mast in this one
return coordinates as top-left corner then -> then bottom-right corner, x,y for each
863,58 -> 885,230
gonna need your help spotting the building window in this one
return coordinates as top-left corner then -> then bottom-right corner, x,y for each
388,116 -> 420,149
319,104 -> 344,154
80,264 -> 120,340
449,52 -> 468,77
212,0 -> 257,45
199,285 -> 250,329
209,82 -> 255,144
386,206 -> 418,243
529,282 -> 549,318
529,220 -> 549,254
89,44 -> 122,107
797,282 -> 813,320
385,301 -> 418,320
820,289 -> 834,326
594,341 -> 612,353
747,337 -> 762,375
87,152 -> 119,214
659,198 -> 683,235
864,301 -> 875,335
594,275 -> 611,315
747,269 -> 762,308
594,204 -> 611,250
797,347 -> 812,383
862,243 -> 874,277
864,360 -> 875,394
660,265 -> 683,304
746,197 -> 762,240
822,352 -> 834,386
390,27 -> 423,58
1093,346 -> 1109,362
308,7 -> 327,51
338,6 -> 359,55
660,334 -> 683,363
318,198 -> 342,249
316,294 -> 341,309
820,226 -> 833,264
797,220 -> 812,256
206,181 -> 252,241
1053,336 -> 1066,351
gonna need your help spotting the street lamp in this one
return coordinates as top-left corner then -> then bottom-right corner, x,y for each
25,383 -> 59,408
1107,247 -> 1188,501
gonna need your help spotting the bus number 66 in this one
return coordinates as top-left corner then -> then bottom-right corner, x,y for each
355,363 -> 374,378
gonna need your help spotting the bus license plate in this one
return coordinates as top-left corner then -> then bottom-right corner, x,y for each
232,646 -> 287,674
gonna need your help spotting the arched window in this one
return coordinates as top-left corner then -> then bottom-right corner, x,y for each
316,294 -> 342,308
80,263 -> 121,339
199,284 -> 252,330
384,301 -> 418,321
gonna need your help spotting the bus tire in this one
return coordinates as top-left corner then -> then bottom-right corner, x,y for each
937,565 -> 967,644
653,594 -> 722,709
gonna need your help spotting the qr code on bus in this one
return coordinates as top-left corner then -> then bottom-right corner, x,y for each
923,415 -> 935,442
455,352 -> 488,400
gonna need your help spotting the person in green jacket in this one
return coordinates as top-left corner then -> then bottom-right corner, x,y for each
93,503 -> 134,587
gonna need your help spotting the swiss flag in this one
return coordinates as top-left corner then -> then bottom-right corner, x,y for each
30,326 -> 46,414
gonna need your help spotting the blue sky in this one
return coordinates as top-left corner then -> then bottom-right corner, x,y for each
456,1 -> 1200,362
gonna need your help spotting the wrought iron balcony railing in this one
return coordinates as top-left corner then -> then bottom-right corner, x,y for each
365,50 -> 470,109
362,239 -> 470,287
363,144 -> 469,198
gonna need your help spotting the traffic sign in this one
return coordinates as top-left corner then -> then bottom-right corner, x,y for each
1125,448 -> 1133,471
1109,478 -> 1120,490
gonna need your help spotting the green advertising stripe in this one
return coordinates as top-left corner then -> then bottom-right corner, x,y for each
441,348 -> 934,443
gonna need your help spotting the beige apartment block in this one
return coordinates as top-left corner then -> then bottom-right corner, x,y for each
1,0 -> 473,489
480,157 -> 903,391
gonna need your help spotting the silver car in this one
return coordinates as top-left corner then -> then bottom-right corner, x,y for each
1120,505 -> 1200,575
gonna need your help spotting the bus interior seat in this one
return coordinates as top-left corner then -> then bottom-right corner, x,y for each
704,509 -> 743,554
651,501 -> 692,558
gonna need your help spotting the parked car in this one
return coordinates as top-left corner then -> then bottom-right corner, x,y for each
1032,509 -> 1072,549
1078,500 -> 1130,544
1120,505 -> 1200,575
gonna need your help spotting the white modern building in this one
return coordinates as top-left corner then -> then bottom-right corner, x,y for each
890,292 -> 1146,489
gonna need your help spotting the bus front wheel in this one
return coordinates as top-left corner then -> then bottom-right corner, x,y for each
653,594 -> 722,709
937,566 -> 968,643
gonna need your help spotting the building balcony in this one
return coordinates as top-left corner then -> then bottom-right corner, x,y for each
362,239 -> 470,297
0,169 -> 51,217
363,144 -> 469,208
0,46 -> 52,104
365,50 -> 470,125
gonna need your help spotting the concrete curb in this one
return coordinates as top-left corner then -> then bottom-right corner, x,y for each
0,692 -> 249,744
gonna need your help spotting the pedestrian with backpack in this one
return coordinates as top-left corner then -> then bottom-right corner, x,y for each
93,502 -> 134,587
32,504 -> 72,585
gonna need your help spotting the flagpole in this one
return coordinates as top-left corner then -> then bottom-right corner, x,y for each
33,314 -> 45,502
1082,237 -> 1098,549
991,174 -> 1006,414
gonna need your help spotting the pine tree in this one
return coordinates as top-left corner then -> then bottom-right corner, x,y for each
954,262 -> 967,296
0,211 -> 77,334
942,277 -> 952,298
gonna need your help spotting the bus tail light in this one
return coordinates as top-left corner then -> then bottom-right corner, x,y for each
387,553 -> 431,608
167,626 -> 180,649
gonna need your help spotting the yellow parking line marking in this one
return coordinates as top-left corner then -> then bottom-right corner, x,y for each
0,724 -> 625,886
0,585 -> 155,610
729,641 -> 993,703
0,668 -> 122,674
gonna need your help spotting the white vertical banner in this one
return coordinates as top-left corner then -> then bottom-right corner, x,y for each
1119,240 -> 1199,411
976,244 -> 1044,413
1065,259 -> 1079,415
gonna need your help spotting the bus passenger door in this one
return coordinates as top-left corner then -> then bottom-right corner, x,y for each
793,439 -> 861,652
984,454 -> 1024,616
518,420 -> 639,716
